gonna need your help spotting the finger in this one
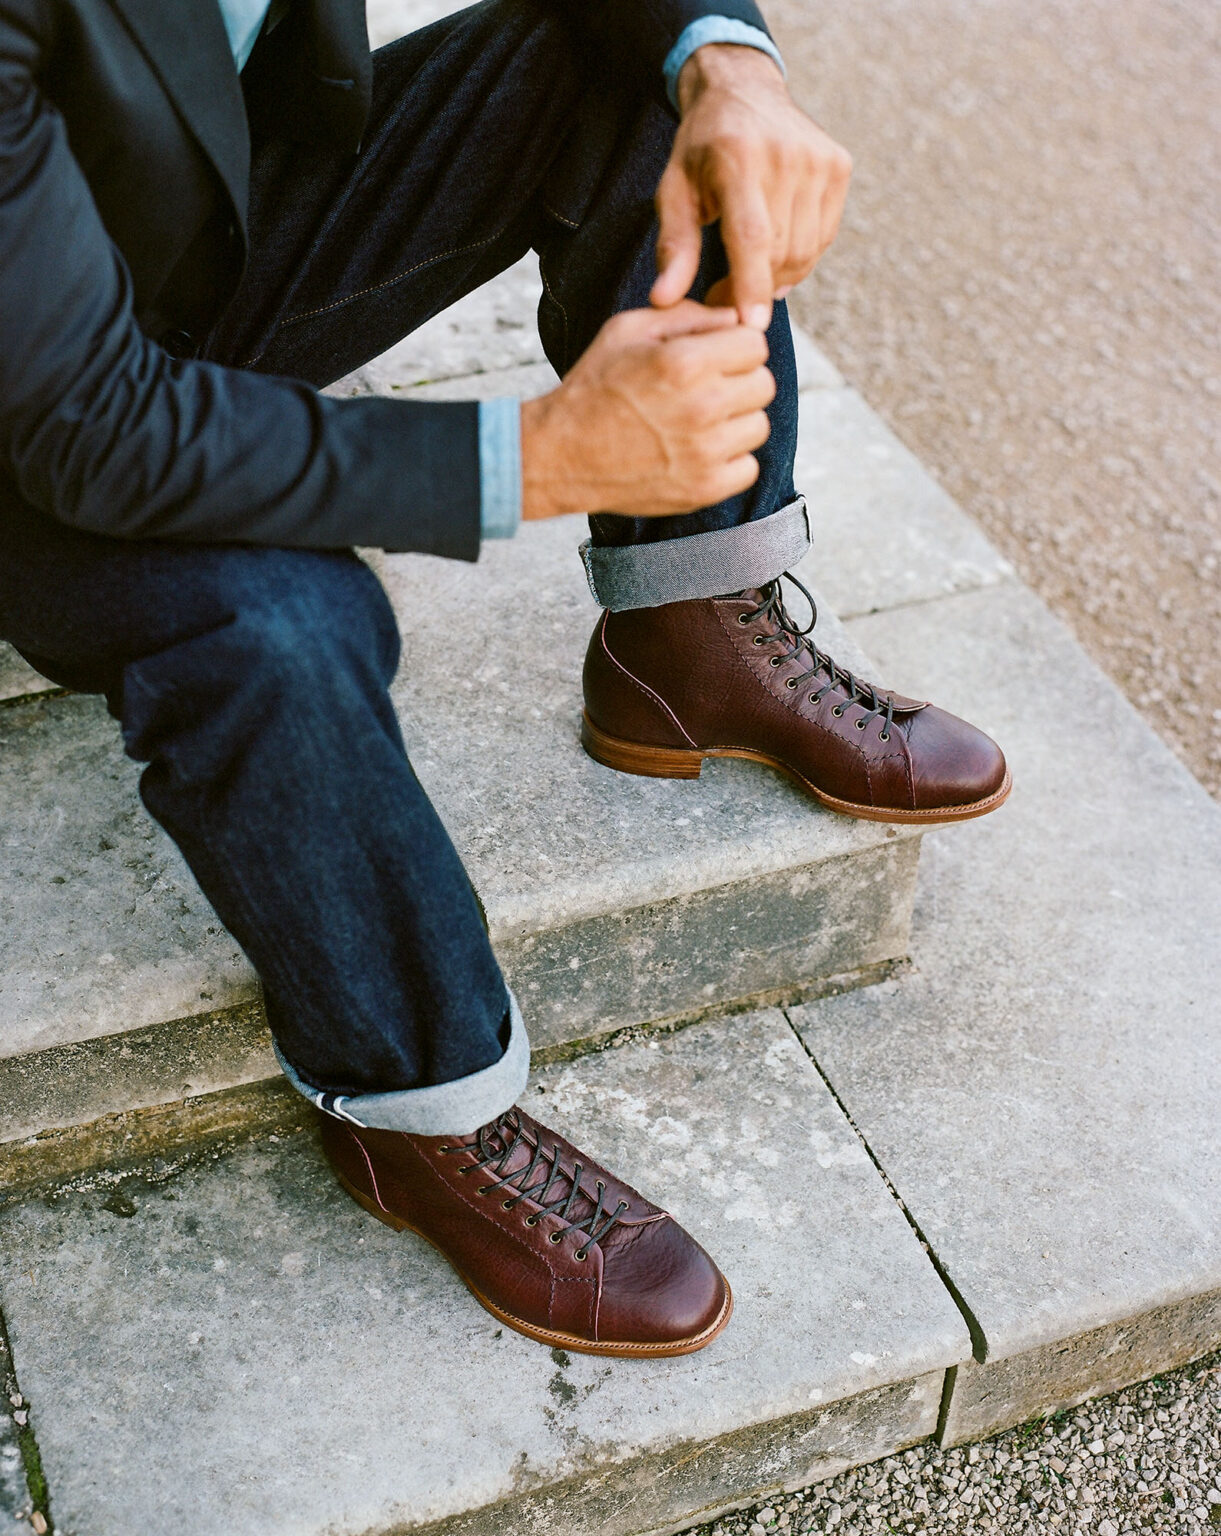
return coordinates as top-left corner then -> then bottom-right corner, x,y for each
687,368 -> 777,432
818,168 -> 850,256
779,186 -> 822,286
611,300 -> 737,346
708,409 -> 772,458
651,163 -> 704,309
717,184 -> 776,330
704,452 -> 762,504
664,325 -> 770,380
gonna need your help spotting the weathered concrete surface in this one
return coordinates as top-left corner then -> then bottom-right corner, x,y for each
791,581 -> 1221,1436
0,1011 -> 969,1536
501,838 -> 918,1050
940,1286 -> 1221,1448
0,645 -> 55,705
0,695 -> 255,1059
0,1366 -> 26,1532
796,388 -> 1012,621
0,1003 -> 272,1147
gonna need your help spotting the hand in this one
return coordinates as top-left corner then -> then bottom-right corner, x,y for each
520,301 -> 774,521
651,44 -> 853,329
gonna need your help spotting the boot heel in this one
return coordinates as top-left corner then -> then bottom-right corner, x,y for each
581,713 -> 704,780
336,1171 -> 409,1232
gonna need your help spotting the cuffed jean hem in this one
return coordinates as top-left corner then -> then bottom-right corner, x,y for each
274,993 -> 530,1136
579,496 -> 810,611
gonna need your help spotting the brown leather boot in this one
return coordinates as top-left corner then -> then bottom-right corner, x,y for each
582,575 -> 1010,824
320,1105 -> 732,1357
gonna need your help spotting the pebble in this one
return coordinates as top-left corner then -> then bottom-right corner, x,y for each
687,1349 -> 1220,1536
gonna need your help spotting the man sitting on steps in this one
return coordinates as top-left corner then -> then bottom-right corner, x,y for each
0,0 -> 1009,1356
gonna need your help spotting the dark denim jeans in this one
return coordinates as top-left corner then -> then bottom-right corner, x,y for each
0,0 -> 800,1131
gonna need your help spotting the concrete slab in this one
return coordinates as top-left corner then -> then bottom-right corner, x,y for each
0,1010 -> 970,1536
795,388 -> 1013,620
789,581 -> 1221,1438
0,645 -> 55,705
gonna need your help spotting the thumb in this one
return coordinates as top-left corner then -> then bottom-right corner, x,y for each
651,162 -> 704,308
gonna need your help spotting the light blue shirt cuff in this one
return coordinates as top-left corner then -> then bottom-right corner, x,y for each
663,18 -> 786,110
477,399 -> 522,541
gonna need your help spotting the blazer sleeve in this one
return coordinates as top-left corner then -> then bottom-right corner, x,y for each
0,43 -> 481,556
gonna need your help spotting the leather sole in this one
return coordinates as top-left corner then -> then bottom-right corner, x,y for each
335,1170 -> 735,1359
582,713 -> 1013,825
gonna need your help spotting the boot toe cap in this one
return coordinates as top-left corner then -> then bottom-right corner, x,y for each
598,1219 -> 730,1348
908,706 -> 1009,810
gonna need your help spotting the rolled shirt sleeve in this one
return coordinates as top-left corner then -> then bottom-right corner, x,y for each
662,17 -> 786,108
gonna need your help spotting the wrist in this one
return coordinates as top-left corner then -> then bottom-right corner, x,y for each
521,392 -> 577,522
676,42 -> 786,114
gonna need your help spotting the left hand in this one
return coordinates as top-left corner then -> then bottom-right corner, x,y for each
651,44 -> 853,330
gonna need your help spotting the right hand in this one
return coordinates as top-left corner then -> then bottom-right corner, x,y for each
520,301 -> 774,522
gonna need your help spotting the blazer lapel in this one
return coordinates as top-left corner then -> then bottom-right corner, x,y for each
108,0 -> 251,226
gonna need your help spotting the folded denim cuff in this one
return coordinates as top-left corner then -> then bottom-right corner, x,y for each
274,992 -> 530,1136
580,496 -> 810,611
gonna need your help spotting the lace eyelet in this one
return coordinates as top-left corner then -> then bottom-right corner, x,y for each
855,718 -> 866,730
832,705 -> 844,717
752,634 -> 765,645
574,1249 -> 589,1262
785,678 -> 797,690
737,613 -> 750,625
501,1199 -> 515,1210
477,1185 -> 494,1195
769,656 -> 781,667
880,730 -> 891,741
547,1231 -> 563,1245
524,1214 -> 539,1227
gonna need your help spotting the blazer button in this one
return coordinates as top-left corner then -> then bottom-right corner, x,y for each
161,329 -> 198,359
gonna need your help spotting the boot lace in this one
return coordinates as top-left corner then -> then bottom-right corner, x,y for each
441,1111 -> 629,1261
738,573 -> 895,740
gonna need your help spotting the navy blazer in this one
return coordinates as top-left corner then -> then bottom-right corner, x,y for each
0,0 -> 772,557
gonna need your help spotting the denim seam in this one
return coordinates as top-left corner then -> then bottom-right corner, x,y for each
541,201 -> 581,231
537,251 -> 571,372
274,223 -> 516,336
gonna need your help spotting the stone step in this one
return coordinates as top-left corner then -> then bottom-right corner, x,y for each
0,1007 -> 972,1536
0,272 -> 918,1190
792,577 -> 1221,1446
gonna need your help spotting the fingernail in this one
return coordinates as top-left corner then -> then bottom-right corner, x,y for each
746,305 -> 772,330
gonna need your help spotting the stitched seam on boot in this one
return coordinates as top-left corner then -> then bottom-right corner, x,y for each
600,614 -> 698,747
349,1129 -> 388,1213
714,607 -> 875,776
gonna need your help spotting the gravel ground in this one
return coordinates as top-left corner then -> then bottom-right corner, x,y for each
690,1350 -> 1221,1536
775,0 -> 1221,797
